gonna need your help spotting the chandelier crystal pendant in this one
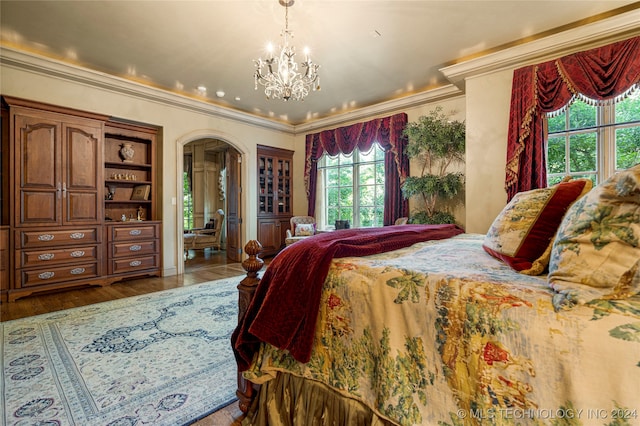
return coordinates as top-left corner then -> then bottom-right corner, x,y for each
254,0 -> 320,101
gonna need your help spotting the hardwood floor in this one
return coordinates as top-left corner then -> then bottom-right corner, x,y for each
1,248 -> 256,426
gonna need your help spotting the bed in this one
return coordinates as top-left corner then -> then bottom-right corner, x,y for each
232,165 -> 640,426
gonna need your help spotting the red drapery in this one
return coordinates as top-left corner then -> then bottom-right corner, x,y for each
506,36 -> 640,201
304,113 -> 409,225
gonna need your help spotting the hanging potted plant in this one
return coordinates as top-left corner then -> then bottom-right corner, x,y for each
402,107 -> 465,224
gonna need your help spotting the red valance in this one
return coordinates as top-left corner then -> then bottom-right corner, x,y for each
506,36 -> 640,200
304,113 -> 409,225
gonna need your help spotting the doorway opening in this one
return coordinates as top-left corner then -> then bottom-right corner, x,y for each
182,138 -> 241,272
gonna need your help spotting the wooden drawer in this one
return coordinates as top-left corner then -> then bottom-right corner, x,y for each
20,262 -> 99,288
18,228 -> 99,249
108,223 -> 159,242
109,255 -> 159,275
110,239 -> 158,258
19,245 -> 99,268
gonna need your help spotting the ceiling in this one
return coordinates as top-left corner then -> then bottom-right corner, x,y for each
1,1 -> 638,126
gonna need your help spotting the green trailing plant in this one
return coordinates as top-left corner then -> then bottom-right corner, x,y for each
402,107 -> 465,224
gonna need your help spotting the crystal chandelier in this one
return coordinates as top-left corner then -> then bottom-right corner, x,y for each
254,0 -> 320,101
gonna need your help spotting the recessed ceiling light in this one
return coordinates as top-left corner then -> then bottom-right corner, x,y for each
216,90 -> 225,98
235,96 -> 241,101
197,85 -> 207,93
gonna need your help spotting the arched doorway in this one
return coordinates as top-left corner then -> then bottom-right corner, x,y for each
177,133 -> 244,274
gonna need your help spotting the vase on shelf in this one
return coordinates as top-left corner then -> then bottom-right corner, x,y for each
119,142 -> 135,163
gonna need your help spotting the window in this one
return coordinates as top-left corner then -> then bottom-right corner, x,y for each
318,143 -> 385,229
546,90 -> 640,186
183,171 -> 194,230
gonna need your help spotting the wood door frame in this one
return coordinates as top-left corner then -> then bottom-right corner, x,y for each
176,132 -> 245,275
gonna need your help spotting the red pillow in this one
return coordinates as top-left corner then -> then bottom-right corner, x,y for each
482,178 -> 592,275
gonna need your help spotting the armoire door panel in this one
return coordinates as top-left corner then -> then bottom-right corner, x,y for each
20,191 -> 59,224
17,118 -> 59,189
66,192 -> 100,223
64,124 -> 101,190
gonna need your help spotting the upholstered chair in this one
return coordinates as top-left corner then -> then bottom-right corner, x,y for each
394,217 -> 409,225
184,209 -> 225,256
285,216 -> 317,246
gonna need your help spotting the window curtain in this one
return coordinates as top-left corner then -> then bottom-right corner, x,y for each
505,36 -> 640,201
304,113 -> 409,226
184,153 -> 193,193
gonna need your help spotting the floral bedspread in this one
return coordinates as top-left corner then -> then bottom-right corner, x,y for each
245,234 -> 640,425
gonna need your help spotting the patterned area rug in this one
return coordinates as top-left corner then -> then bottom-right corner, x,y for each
2,277 -> 243,426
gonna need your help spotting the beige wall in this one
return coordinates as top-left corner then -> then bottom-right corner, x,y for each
464,69 -> 513,233
0,63 -> 295,276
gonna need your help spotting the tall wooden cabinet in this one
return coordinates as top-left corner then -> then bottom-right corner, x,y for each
257,145 -> 293,257
1,96 -> 161,302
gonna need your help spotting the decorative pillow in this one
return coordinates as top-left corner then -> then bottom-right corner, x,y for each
548,165 -> 640,309
295,223 -> 315,236
483,178 -> 592,275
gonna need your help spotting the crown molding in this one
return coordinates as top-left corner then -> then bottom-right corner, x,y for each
440,8 -> 640,88
293,85 -> 463,134
0,46 -> 295,133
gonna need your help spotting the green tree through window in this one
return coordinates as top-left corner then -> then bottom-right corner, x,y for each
546,89 -> 640,185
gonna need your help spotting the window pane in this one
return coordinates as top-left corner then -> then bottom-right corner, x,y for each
616,127 -> 640,169
327,188 -> 339,207
615,92 -> 640,123
359,207 -> 375,227
569,133 -> 596,172
375,188 -> 384,206
375,162 -> 385,185
327,208 -> 339,225
548,113 -> 566,133
374,206 -> 384,226
339,208 -> 353,222
327,168 -> 340,186
339,167 -> 353,185
340,187 -> 353,206
359,185 -> 375,206
547,136 -> 566,174
569,101 -> 596,129
359,164 -> 375,185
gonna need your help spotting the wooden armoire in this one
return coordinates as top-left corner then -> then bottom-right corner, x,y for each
1,96 -> 162,302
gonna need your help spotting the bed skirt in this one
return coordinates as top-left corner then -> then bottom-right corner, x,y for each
242,373 -> 396,426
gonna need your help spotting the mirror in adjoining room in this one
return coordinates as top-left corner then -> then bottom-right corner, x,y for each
183,138 -> 240,265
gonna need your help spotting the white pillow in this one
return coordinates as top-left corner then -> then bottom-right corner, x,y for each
295,223 -> 315,236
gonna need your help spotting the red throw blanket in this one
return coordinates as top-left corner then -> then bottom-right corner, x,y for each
232,224 -> 464,371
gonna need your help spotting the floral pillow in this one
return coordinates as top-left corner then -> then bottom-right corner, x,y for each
295,223 -> 315,236
483,178 -> 592,275
548,165 -> 640,309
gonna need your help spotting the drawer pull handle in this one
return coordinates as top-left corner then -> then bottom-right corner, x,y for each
129,229 -> 142,236
70,232 -> 85,239
70,250 -> 85,258
70,267 -> 85,275
129,245 -> 142,251
38,253 -> 55,261
38,271 -> 55,280
38,234 -> 55,242
129,260 -> 142,267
